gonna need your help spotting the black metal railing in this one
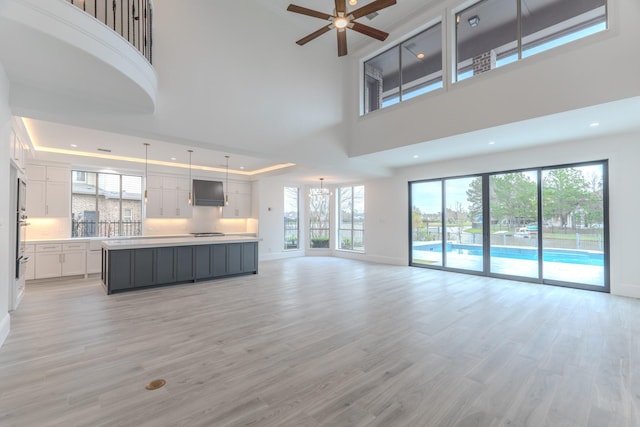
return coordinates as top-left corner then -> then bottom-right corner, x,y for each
66,0 -> 153,64
72,220 -> 142,238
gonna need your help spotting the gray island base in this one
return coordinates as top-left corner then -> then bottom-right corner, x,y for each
101,236 -> 258,294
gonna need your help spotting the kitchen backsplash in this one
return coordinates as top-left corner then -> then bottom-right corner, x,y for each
26,207 -> 253,240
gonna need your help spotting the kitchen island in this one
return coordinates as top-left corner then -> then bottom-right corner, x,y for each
101,235 -> 258,294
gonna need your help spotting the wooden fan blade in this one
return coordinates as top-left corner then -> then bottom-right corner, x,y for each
350,22 -> 389,41
335,0 -> 346,14
337,29 -> 347,57
350,0 -> 396,19
287,4 -> 333,21
296,25 -> 332,45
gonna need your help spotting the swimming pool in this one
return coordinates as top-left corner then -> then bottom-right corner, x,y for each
414,243 -> 604,266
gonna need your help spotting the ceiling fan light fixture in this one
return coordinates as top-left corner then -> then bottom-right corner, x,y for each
334,17 -> 349,29
349,0 -> 357,6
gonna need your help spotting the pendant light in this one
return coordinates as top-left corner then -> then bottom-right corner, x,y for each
309,177 -> 332,198
187,149 -> 193,205
143,143 -> 150,203
224,155 -> 230,206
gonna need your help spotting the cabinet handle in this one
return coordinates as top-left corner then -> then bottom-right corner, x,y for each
45,205 -> 49,215
177,208 -> 180,216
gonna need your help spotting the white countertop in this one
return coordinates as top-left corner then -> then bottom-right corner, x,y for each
101,235 -> 259,250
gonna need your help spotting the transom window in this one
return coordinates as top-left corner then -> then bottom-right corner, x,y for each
362,0 -> 607,114
455,0 -> 607,81
364,22 -> 443,113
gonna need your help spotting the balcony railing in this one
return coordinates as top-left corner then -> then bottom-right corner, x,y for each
72,220 -> 142,238
66,0 -> 153,63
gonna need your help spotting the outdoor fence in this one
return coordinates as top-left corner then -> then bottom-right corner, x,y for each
72,220 -> 142,237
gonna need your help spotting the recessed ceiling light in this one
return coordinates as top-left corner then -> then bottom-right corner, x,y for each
349,0 -> 357,5
488,141 -> 496,145
417,53 -> 425,59
589,122 -> 600,127
413,154 -> 419,159
70,144 -> 77,148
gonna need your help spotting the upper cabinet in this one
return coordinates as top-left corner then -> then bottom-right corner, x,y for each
145,174 -> 192,218
26,164 -> 70,218
222,181 -> 252,218
10,118 -> 33,174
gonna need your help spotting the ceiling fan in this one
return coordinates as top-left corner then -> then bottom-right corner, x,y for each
287,0 -> 397,57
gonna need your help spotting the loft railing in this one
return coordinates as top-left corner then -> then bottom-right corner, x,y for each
66,0 -> 153,64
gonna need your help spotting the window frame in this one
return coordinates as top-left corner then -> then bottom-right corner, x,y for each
71,170 -> 143,238
337,185 -> 365,252
284,186 -> 300,250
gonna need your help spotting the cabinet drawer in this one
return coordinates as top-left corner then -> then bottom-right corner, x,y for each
63,242 -> 87,251
36,244 -> 62,253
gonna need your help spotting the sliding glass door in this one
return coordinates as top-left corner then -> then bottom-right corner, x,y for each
444,177 -> 483,271
489,170 -> 539,278
541,164 -> 605,287
409,161 -> 608,291
411,180 -> 443,267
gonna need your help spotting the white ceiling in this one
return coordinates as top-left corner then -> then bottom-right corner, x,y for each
9,0 -> 640,183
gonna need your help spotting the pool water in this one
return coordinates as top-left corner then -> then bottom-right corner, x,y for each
414,243 -> 604,266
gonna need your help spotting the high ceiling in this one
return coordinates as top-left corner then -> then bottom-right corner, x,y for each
6,0 -> 640,183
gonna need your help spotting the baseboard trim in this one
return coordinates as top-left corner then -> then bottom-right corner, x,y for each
260,250 -> 305,262
611,283 -> 640,299
0,313 -> 10,349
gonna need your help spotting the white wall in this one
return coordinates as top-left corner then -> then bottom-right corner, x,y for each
348,0 -> 640,157
352,132 -> 640,298
0,63 -> 11,347
255,178 -> 305,261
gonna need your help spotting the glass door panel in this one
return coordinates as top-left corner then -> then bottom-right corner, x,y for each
541,164 -> 605,286
444,177 -> 482,271
489,171 -> 538,278
411,181 -> 443,267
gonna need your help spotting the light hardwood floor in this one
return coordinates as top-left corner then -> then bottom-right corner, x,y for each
1,257 -> 639,426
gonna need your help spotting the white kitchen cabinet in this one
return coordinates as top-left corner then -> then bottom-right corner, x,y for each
26,164 -> 70,218
24,244 -> 35,281
61,243 -> 87,276
145,175 -> 192,218
35,243 -> 64,279
33,242 -> 87,279
10,128 -> 29,173
87,250 -> 102,274
222,181 -> 252,218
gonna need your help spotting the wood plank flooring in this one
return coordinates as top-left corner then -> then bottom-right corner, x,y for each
1,257 -> 639,426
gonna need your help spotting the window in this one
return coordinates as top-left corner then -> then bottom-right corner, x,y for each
309,185 -> 331,249
364,22 -> 442,114
71,171 -> 143,237
338,185 -> 365,252
284,187 -> 299,250
409,160 -> 608,292
455,0 -> 606,82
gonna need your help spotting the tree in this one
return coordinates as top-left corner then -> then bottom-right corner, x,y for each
490,173 -> 537,230
466,177 -> 483,221
543,168 -> 590,230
